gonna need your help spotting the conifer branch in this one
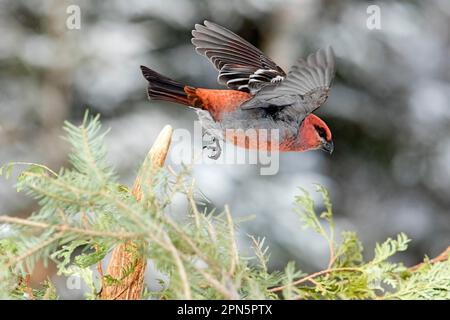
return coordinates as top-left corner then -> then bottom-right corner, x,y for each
0,216 -> 139,240
7,231 -> 65,269
101,125 -> 173,300
268,267 -> 363,293
162,233 -> 192,299
1,113 -> 448,300
408,246 -> 450,272
225,205 -> 239,276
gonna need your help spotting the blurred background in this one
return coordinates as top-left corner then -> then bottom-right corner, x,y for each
1,0 -> 449,298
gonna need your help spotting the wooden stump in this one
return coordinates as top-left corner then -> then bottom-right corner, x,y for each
101,125 -> 173,300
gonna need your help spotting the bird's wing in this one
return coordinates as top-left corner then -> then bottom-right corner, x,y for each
241,47 -> 336,114
191,20 -> 286,94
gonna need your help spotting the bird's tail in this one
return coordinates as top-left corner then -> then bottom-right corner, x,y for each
140,65 -> 193,106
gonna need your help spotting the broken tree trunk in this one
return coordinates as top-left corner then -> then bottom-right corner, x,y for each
101,125 -> 173,300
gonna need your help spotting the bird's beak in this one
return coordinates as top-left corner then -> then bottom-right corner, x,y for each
321,140 -> 334,154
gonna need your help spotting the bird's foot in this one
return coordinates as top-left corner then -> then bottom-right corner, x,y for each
202,134 -> 222,160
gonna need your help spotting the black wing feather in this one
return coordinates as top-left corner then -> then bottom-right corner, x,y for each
241,47 -> 336,115
191,21 -> 286,94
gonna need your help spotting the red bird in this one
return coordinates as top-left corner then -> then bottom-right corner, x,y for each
141,21 -> 335,159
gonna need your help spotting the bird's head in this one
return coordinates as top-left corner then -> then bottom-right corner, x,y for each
298,114 -> 334,154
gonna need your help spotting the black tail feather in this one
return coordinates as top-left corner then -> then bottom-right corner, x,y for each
140,66 -> 190,105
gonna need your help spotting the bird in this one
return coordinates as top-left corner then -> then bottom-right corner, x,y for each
140,20 -> 336,159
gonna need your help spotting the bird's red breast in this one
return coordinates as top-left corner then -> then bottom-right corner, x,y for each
224,130 -> 303,151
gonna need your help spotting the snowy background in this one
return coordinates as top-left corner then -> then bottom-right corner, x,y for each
1,0 -> 449,298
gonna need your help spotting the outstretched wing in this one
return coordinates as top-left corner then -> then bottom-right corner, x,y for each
241,47 -> 336,115
191,20 -> 286,94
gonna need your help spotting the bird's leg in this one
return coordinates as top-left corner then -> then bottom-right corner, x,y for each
202,131 -> 222,160
202,131 -> 215,145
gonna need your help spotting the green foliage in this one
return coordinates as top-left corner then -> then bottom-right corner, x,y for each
8,277 -> 57,300
0,111 -> 448,300
334,232 -> 363,268
384,261 -> 450,299
289,187 -> 449,300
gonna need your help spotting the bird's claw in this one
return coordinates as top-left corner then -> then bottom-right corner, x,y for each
202,133 -> 222,160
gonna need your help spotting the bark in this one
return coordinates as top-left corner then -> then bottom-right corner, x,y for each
101,125 -> 173,300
